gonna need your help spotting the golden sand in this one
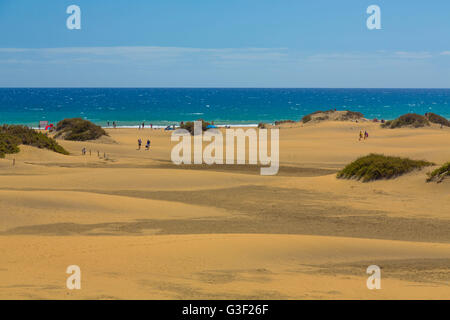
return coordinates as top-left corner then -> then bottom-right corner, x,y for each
0,121 -> 449,299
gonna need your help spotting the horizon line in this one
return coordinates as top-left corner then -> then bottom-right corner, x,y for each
1,87 -> 450,90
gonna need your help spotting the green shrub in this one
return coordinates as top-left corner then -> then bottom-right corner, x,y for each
179,119 -> 211,135
427,113 -> 450,127
302,110 -> 330,123
342,110 -> 364,120
275,120 -> 296,125
427,162 -> 450,183
55,118 -> 107,141
302,110 -> 363,123
381,113 -> 430,128
312,110 -> 334,115
0,133 -> 21,158
302,115 -> 312,123
0,125 -> 69,157
337,154 -> 433,182
258,123 -> 267,129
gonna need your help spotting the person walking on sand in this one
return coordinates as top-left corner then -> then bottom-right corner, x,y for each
359,131 -> 363,141
145,139 -> 151,150
364,131 -> 369,140
82,147 -> 86,155
138,138 -> 142,150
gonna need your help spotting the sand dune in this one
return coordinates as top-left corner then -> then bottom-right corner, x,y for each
0,122 -> 449,299
0,190 -> 232,233
0,235 -> 448,300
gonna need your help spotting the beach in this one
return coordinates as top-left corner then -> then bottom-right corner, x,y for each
0,121 -> 449,299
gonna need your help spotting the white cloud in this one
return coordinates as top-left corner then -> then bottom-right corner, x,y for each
1,47 -> 447,87
394,51 -> 433,59
0,46 -> 291,66
0,46 -> 286,56
0,47 -> 441,65
308,51 -> 435,62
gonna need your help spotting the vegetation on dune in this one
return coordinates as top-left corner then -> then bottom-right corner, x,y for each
427,162 -> 450,183
179,119 -> 212,135
337,154 -> 433,182
0,125 -> 69,158
301,114 -> 312,123
426,113 -> 450,127
302,110 -> 364,123
0,133 -> 21,158
302,110 -> 331,123
341,110 -> 364,120
258,123 -> 267,129
55,118 -> 107,141
274,120 -> 296,125
381,113 -> 430,128
313,110 -> 334,115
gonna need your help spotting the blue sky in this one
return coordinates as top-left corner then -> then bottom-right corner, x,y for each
0,0 -> 449,87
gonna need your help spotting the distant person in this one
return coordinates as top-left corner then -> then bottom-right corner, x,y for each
150,124 -> 153,129
107,121 -> 110,127
145,139 -> 150,150
113,121 -> 116,128
82,147 -> 86,155
359,131 -> 363,141
142,122 -> 145,129
138,138 -> 142,150
364,131 -> 369,139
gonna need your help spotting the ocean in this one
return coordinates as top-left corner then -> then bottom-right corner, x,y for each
0,88 -> 449,127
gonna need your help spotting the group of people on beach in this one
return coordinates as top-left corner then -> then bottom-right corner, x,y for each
106,121 -> 154,130
138,138 -> 151,150
359,130 -> 369,141
81,148 -> 108,159
138,122 -> 153,130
